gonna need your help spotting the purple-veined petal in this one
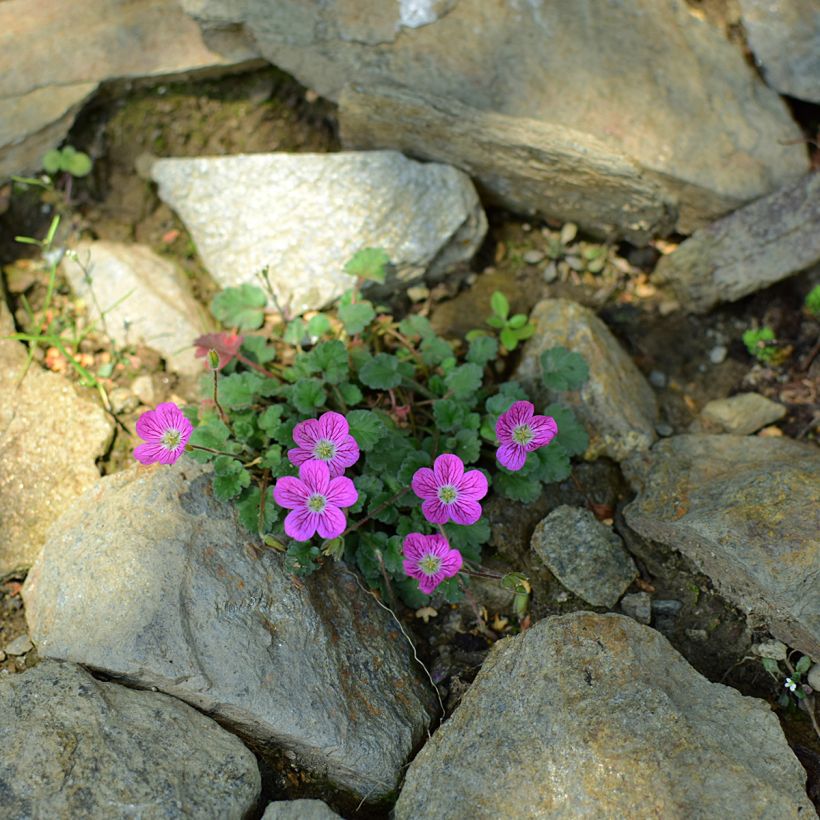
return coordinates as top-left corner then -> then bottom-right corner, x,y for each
292,418 -> 321,449
318,411 -> 349,443
528,415 -> 558,449
403,558 -> 425,581
411,467 -> 438,501
325,476 -> 358,508
496,442 -> 527,471
439,548 -> 463,578
449,498 -> 482,526
298,461 -> 330,494
495,400 -> 533,443
402,533 -> 431,562
433,453 -> 464,486
316,505 -> 346,539
135,409 -> 164,441
418,573 -> 444,595
133,441 -> 165,464
156,445 -> 185,465
273,476 -> 310,509
457,469 -> 489,501
287,447 -> 314,468
284,508 -> 319,541
331,435 -> 360,471
421,498 -> 450,524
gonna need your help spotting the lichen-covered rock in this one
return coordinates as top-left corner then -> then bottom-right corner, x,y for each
150,151 -> 486,315
262,800 -> 340,819
515,299 -> 657,462
692,393 -> 787,435
0,302 -> 113,579
0,660 -> 261,819
22,460 -> 437,802
394,612 -> 814,819
624,435 -> 820,658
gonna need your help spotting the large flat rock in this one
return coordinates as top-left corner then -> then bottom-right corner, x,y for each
22,460 -> 437,802
394,612 -> 814,818
0,302 -> 113,579
0,660 -> 260,819
624,435 -> 820,658
184,0 -> 808,233
0,0 -> 260,179
150,151 -> 486,315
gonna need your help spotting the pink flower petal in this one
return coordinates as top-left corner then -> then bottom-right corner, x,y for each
133,441 -> 165,464
298,461 -> 330,494
325,476 -> 358,508
318,411 -> 349,442
506,400 -> 534,428
456,469 -> 488,501
433,454 -> 464,486
135,409 -> 164,441
284,508 -> 319,541
411,467 -> 438,501
439,548 -> 463,577
273,476 -> 310,509
287,447 -> 314,468
403,558 -> 425,581
496,442 -> 527,471
402,533 -> 429,562
292,418 -> 321,449
331,435 -> 360,471
421,498 -> 450,524
418,574 -> 444,595
528,415 -> 558,449
449,498 -> 482,526
316,505 -> 346,539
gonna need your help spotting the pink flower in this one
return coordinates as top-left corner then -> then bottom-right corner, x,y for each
273,461 -> 358,542
194,331 -> 244,370
288,411 -> 360,478
495,400 -> 558,471
133,402 -> 193,465
411,453 -> 488,525
403,533 -> 463,595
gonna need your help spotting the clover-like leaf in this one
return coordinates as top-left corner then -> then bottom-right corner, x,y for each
495,470 -> 542,503
236,485 -> 279,534
290,379 -> 327,414
467,335 -> 499,366
219,372 -> 263,408
211,284 -> 267,330
212,456 -> 251,501
339,301 -> 376,335
359,353 -> 402,390
310,340 -> 349,384
347,409 -> 387,451
444,363 -> 483,400
490,291 -> 509,320
543,403 -> 589,456
344,248 -> 391,283
540,346 -> 590,391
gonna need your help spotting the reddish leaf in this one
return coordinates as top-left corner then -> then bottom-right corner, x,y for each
194,331 -> 244,370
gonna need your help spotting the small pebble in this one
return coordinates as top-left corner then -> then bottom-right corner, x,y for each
649,370 -> 667,388
543,262 -> 558,283
523,249 -> 545,265
108,387 -> 139,415
5,635 -> 33,656
808,664 -> 820,691
130,375 -> 155,405
620,591 -> 652,625
652,599 -> 682,616
751,640 -> 788,661
709,345 -> 728,364
406,285 -> 430,303
655,422 -> 674,437
0,650 -> 5,662
685,628 -> 708,642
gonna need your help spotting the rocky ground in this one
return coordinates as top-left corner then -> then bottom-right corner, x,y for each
1,57 -> 819,818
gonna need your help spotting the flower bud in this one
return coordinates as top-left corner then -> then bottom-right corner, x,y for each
207,349 -> 220,371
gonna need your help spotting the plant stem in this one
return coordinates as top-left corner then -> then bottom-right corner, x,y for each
188,444 -> 241,458
402,376 -> 436,400
212,369 -> 230,426
235,352 -> 284,378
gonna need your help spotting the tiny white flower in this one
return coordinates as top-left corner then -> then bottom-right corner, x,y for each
785,677 -> 797,692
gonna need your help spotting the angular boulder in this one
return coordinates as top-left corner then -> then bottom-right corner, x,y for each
150,151 -> 486,316
624,435 -> 820,658
0,659 -> 261,819
22,460 -> 437,802
395,612 -> 814,818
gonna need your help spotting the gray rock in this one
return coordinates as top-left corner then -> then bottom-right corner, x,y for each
740,0 -> 820,103
340,85 -> 675,245
531,506 -> 637,608
652,599 -> 684,617
808,663 -> 820,690
151,151 -> 486,316
693,393 -> 787,435
0,0 -> 259,179
624,435 -> 820,658
620,591 -> 652,625
516,299 -> 658,461
22,461 -> 436,802
752,640 -> 789,662
184,0 -> 808,234
709,344 -> 728,364
131,374 -> 156,405
4,634 -> 33,656
394,612 -> 814,819
655,173 -> 820,313
0,660 -> 260,819
0,302 -> 114,579
62,241 -> 210,376
262,800 -> 340,819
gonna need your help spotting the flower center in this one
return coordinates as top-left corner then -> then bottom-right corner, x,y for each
437,484 -> 458,505
313,439 -> 337,461
307,493 -> 327,513
512,424 -> 534,446
418,555 -> 442,576
161,429 -> 182,450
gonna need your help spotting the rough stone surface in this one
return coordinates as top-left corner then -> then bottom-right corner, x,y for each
184,0 -> 808,232
22,461 -> 437,802
62,241 -> 210,376
654,173 -> 820,313
4,634 -> 33,656
692,392 -> 787,435
0,302 -> 114,579
740,0 -> 820,103
394,612 -> 814,819
0,0 -> 260,179
624,435 -> 820,658
151,151 -> 486,316
340,84 -> 676,245
531,506 -> 637,608
515,299 -> 658,462
620,591 -> 652,625
262,800 -> 340,819
0,660 -> 261,819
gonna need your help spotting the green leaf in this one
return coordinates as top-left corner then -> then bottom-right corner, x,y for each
310,340 -> 349,384
466,335 -> 499,366
495,471 -> 542,503
344,247 -> 391,283
433,399 -> 469,432
347,409 -> 387,451
258,405 -> 284,437
438,577 -> 464,603
444,363 -> 483,400
260,446 -> 282,469
366,430 -> 414,474
290,379 -> 327,414
337,382 -> 363,405
350,474 -> 384,514
420,335 -> 453,366
543,403 -> 589,456
444,518 -> 489,563
508,313 -> 528,330
63,149 -> 92,177
399,314 -> 434,339
500,328 -> 519,350
760,657 -> 780,676
339,301 -> 376,335
447,429 -> 481,464
283,318 -> 307,346
490,291 -> 509,320
211,284 -> 267,330
42,148 -> 62,175
236,485 -> 279,533
218,372 -> 262,408
395,576 -> 431,608
187,420 -> 238,462
359,353 -> 403,390
398,451 -> 432,485
286,541 -> 321,574
212,457 -> 251,501
533,444 -> 572,484
795,655 -> 812,675
306,313 -> 331,337
241,335 -> 276,364
541,346 -> 590,391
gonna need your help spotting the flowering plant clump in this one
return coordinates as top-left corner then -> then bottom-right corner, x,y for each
133,249 -> 589,606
